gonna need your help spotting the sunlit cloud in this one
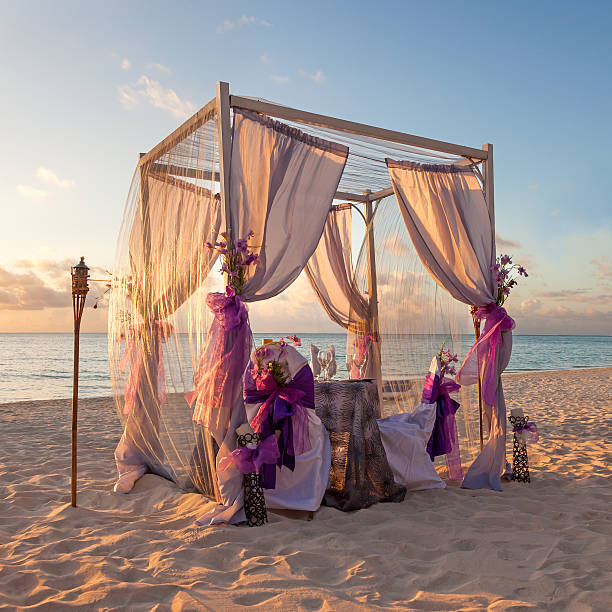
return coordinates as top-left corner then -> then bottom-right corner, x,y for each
380,236 -> 411,257
16,185 -> 48,201
120,58 -> 131,71
260,55 -> 271,64
36,167 -> 75,189
148,62 -> 171,74
549,209 -> 560,216
495,233 -> 521,250
0,265 -> 69,310
216,15 -> 272,34
269,74 -> 289,83
118,75 -> 195,119
299,69 -> 325,83
591,257 -> 612,278
528,183 -> 539,191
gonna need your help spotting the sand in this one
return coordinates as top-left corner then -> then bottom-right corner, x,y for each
1,368 -> 611,611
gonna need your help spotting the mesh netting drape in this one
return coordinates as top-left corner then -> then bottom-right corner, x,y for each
109,108 -> 224,497
347,195 -> 483,466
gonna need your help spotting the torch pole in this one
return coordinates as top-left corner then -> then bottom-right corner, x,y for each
71,257 -> 89,508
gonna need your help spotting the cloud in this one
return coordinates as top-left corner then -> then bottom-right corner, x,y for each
148,62 -> 171,74
260,55 -> 271,64
380,236 -> 411,257
0,265 -> 70,310
549,209 -> 560,217
269,74 -> 289,83
16,185 -> 48,201
528,183 -> 539,191
495,233 -> 521,250
216,15 -> 272,34
36,167 -> 75,189
118,75 -> 195,119
591,257 -> 612,278
516,297 -> 612,334
120,58 -> 131,70
537,289 -> 612,305
299,69 -> 325,83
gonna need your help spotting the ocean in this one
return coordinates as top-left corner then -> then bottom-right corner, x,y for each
0,333 -> 610,404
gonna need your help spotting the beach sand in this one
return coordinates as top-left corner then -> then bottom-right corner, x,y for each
1,368 -> 610,611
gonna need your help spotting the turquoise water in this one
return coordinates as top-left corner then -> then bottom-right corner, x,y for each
0,333 -> 610,403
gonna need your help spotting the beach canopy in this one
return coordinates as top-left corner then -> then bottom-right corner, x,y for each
109,82 -> 513,522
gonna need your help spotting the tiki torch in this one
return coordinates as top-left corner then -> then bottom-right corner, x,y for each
71,257 -> 89,507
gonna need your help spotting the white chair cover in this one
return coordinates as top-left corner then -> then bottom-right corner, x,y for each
245,343 -> 331,511
377,356 -> 444,491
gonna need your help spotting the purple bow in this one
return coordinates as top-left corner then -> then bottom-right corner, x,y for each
217,434 -> 280,475
424,374 -> 463,481
244,365 -> 314,489
513,421 -> 539,444
456,302 -> 515,406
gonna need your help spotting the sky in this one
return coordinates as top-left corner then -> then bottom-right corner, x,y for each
0,0 -> 610,335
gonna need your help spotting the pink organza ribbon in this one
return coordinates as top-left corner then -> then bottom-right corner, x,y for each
217,434 -> 281,475
119,321 -> 173,416
456,303 -> 515,405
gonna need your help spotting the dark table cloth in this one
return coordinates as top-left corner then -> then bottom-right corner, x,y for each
314,380 -> 406,511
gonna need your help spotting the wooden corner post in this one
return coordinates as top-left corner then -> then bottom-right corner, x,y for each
364,192 -> 383,416
216,81 -> 233,241
475,143 -> 495,450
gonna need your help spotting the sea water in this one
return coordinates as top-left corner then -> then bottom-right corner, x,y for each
0,333 -> 610,403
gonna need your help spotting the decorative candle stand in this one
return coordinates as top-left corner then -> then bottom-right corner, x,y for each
509,411 -> 531,483
236,429 -> 268,527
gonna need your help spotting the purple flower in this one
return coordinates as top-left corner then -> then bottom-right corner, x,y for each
502,286 -> 511,296
491,263 -> 500,272
205,241 -> 213,250
247,229 -> 255,238
225,285 -> 235,298
447,365 -> 457,376
236,239 -> 248,252
500,254 -> 512,265
518,266 -> 528,277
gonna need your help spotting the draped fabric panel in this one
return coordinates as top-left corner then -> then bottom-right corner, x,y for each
230,110 -> 349,301
110,112 -> 224,497
386,160 -> 496,306
305,208 -> 369,332
386,159 -> 511,491
195,110 -> 348,524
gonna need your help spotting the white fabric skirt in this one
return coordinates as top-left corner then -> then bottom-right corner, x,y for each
377,403 -> 445,491
246,403 -> 331,511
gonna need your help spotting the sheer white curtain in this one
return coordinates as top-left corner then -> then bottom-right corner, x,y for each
305,208 -> 369,331
113,169 -> 222,493
197,110 -> 348,524
386,159 -> 511,491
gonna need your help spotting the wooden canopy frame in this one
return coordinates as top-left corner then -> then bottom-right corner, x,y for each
138,81 -> 494,445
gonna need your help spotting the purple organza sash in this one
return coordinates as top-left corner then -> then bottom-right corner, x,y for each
244,365 -> 314,489
217,434 -> 280,475
119,320 -> 173,416
513,421 -> 539,444
456,302 -> 515,406
423,373 -> 463,481
188,292 -> 251,446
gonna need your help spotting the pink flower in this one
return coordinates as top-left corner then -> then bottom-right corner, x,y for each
205,241 -> 213,250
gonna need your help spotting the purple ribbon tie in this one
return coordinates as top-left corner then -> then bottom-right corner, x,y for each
244,365 -> 314,489
424,373 -> 463,481
217,435 -> 280,475
513,422 -> 539,445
